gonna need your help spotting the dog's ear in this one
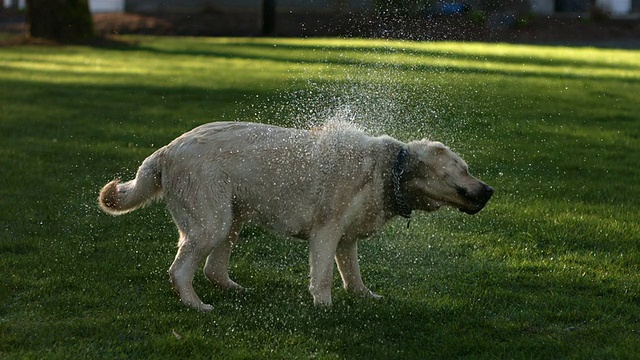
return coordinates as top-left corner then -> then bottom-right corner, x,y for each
430,141 -> 447,154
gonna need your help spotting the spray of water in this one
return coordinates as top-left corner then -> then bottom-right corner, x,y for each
249,43 -> 470,145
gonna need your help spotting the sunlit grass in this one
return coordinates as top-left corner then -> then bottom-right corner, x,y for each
3,38 -> 639,87
1,36 -> 639,358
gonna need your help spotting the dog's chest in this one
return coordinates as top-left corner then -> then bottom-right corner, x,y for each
342,194 -> 388,240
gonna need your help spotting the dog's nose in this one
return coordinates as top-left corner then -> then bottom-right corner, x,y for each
484,184 -> 494,195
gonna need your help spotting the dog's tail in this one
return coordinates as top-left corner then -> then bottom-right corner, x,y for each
98,149 -> 163,215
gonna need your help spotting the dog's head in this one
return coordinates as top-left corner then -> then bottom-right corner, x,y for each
404,140 -> 493,215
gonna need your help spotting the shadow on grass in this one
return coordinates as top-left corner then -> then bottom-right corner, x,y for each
159,237 -> 635,358
0,33 -> 143,48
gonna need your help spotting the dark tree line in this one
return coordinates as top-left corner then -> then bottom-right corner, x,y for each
24,0 -> 274,41
25,0 -> 270,41
26,0 -> 94,43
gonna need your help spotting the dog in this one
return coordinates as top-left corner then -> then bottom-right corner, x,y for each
98,121 -> 493,311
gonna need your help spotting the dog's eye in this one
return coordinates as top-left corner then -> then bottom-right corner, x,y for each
456,186 -> 469,197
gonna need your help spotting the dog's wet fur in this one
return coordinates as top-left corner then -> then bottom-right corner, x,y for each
99,121 -> 493,311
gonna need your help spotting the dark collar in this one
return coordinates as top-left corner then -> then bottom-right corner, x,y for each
392,148 -> 412,219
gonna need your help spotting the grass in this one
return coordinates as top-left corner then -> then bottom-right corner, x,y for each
1,36 -> 639,358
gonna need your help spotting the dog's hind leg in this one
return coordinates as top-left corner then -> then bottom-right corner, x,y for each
203,217 -> 244,290
167,196 -> 233,312
168,226 -> 230,312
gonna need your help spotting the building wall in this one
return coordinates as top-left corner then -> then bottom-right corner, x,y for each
2,0 -> 125,13
2,0 -> 26,8
90,0 -> 125,12
124,0 -> 374,13
530,0 -> 639,14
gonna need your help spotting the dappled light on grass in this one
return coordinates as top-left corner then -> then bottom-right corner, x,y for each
3,38 -> 640,87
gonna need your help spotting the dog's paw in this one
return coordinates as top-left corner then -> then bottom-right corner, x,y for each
313,297 -> 333,308
367,290 -> 383,301
182,298 -> 214,312
197,303 -> 214,312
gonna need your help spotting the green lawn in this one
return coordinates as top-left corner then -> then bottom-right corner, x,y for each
1,36 -> 639,359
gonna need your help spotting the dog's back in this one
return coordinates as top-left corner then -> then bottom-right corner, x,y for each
159,121 -> 386,238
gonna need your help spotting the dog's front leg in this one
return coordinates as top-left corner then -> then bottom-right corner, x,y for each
335,239 -> 382,300
308,227 -> 341,307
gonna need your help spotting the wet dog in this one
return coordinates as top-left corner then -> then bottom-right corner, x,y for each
99,121 -> 493,311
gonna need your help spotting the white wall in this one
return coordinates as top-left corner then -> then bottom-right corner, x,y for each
2,0 -> 26,9
2,0 -> 124,13
125,0 -> 374,12
530,0 -> 555,14
596,0 -> 632,14
90,0 -> 125,13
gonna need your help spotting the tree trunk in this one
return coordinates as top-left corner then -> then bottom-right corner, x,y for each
26,0 -> 95,43
261,0 -> 276,35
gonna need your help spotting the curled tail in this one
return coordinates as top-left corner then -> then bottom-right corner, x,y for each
98,151 -> 163,215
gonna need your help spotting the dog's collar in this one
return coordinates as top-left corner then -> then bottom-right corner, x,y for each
392,148 -> 412,219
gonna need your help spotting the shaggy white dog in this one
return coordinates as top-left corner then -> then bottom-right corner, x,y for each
99,121 -> 493,311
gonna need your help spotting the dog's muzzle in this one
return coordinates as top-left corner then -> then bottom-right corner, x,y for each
457,183 -> 494,215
